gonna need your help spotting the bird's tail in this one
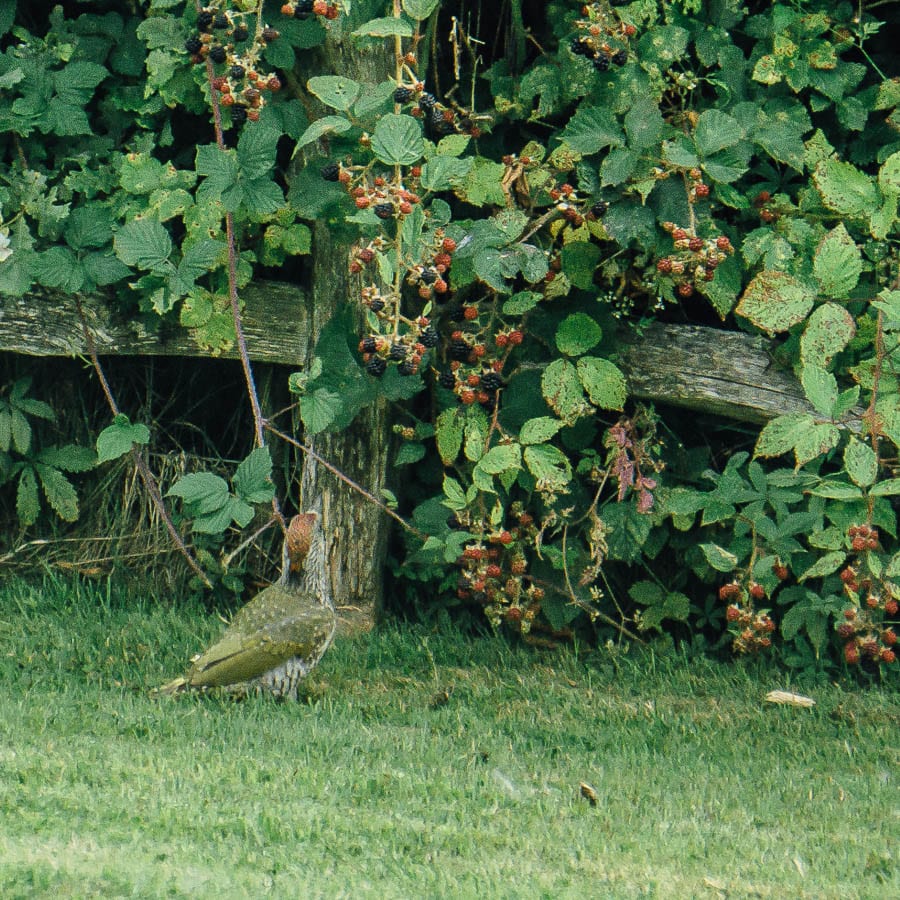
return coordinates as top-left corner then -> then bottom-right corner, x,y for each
151,676 -> 188,697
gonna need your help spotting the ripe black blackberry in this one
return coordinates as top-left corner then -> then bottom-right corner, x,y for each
389,343 -> 407,361
449,338 -> 471,361
261,26 -> 279,42
393,86 -> 414,103
398,360 -> 416,376
209,45 -> 227,64
420,325 -> 439,348
481,372 -> 503,392
294,0 -> 313,19
360,336 -> 377,354
185,37 -> 203,54
197,11 -> 214,31
570,38 -> 590,57
374,203 -> 394,220
231,105 -> 248,125
593,53 -> 610,72
366,356 -> 387,377
213,13 -> 230,29
591,200 -> 609,218
230,64 -> 245,79
232,26 -> 249,42
419,268 -> 438,285
418,92 -> 436,110
448,305 -> 465,322
438,370 -> 456,390
369,298 -> 385,313
320,162 -> 340,181
612,49 -> 628,67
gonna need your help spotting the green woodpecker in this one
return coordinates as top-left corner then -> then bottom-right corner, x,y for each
157,509 -> 335,700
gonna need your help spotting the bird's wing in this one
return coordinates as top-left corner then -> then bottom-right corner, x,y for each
184,603 -> 336,689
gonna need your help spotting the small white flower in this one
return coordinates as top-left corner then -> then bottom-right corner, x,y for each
0,231 -> 11,263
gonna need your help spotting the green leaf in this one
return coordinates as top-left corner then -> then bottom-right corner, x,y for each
523,444 -> 571,490
195,143 -> 239,203
813,224 -> 862,299
237,126 -> 280,180
870,478 -> 900,497
442,475 -> 467,511
693,109 -> 743,156
700,543 -> 739,572
166,472 -> 229,512
0,410 -> 9,452
16,467 -> 39,527
813,159 -> 878,218
294,115 -> 352,151
559,242 -> 601,290
371,113 -> 424,166
800,365 -> 838,417
353,17 -> 414,37
519,417 -> 563,445
476,443 -> 521,476
502,291 -> 541,315
798,551 -> 847,582
37,445 -> 95,473
35,463 -> 78,522
800,302 -> 856,368
233,447 -> 275,504
396,442 -> 425,466
556,313 -> 602,356
114,219 -> 172,270
809,481 -> 863,500
402,0 -> 440,19
300,387 -> 343,435
754,413 -> 840,467
624,98 -> 664,152
33,248 -> 84,292
436,407 -> 464,465
736,270 -> 815,336
560,105 -> 624,155
10,409 -> 31,455
307,76 -> 361,112
600,148 -> 638,187
577,357 -> 627,411
541,359 -> 587,423
96,414 -> 150,463
843,437 -> 877,488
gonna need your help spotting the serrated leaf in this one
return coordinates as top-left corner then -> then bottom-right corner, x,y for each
402,0 -> 440,19
813,224 -> 862,299
700,543 -> 739,572
38,445 -> 95,473
0,410 -> 9,452
476,443 -> 521,476
560,105 -> 624,155
353,17 -> 414,37
754,413 -> 839,466
300,387 -> 342,435
519,417 -> 563,445
166,472 -> 229,515
559,242 -> 601,290
808,481 -> 863,500
798,551 -> 847,581
736,270 -> 815,336
396,442 -> 425,466
233,447 -> 274,504
436,407 -> 463,465
541,359 -> 587,423
577,357 -> 627,411
371,113 -> 424,166
800,365 -> 838,417
800,302 -> 856,368
523,444 -> 571,489
114,219 -> 172,270
843,437 -> 877,488
35,463 -> 78,522
693,109 -> 743,156
96,414 -> 150,463
33,247 -> 84,292
10,408 -> 31,454
556,313 -> 602,356
294,115 -> 352,151
813,158 -> 878,218
307,76 -> 361,112
502,291 -> 541,315
870,478 -> 900,497
16,467 -> 39,526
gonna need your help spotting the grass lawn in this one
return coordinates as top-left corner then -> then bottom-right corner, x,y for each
0,575 -> 896,898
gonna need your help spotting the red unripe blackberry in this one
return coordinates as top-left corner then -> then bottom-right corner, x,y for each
677,283 -> 694,297
506,607 -> 522,623
281,3 -> 294,13
694,183 -> 710,198
325,4 -> 339,18
355,197 -> 370,209
885,599 -> 898,616
624,24 -> 637,37
839,566 -> 856,584
508,330 -> 524,345
867,594 -> 879,609
773,563 -> 789,580
719,582 -> 741,601
672,227 -> 688,241
882,629 -> 897,646
862,639 -> 880,658
844,642 -> 860,664
460,389 -> 476,404
486,564 -> 502,578
466,373 -> 480,387
656,258 -> 673,274
837,623 -> 854,638
442,237 -> 457,253
434,278 -> 448,293
851,536 -> 866,551
844,607 -> 857,620
247,109 -> 260,121
725,605 -> 741,622
495,333 -> 509,348
882,648 -> 896,663
463,306 -> 478,321
434,252 -> 452,268
499,531 -> 513,545
688,237 -> 703,252
716,236 -> 732,251
313,0 -> 328,14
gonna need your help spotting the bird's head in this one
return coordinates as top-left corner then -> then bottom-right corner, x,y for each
286,511 -> 320,573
